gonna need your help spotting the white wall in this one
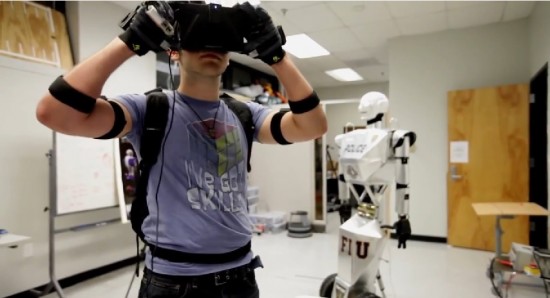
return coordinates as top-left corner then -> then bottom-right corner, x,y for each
528,1 -> 550,244
0,2 -> 156,296
248,140 -> 315,222
316,82 -> 389,101
388,19 -> 530,237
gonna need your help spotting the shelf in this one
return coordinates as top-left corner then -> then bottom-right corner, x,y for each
0,234 -> 30,248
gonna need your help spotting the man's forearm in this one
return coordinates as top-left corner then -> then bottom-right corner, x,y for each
271,56 -> 327,138
271,55 -> 312,101
63,38 -> 135,98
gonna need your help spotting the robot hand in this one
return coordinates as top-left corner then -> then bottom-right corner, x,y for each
118,1 -> 176,56
394,215 -> 411,249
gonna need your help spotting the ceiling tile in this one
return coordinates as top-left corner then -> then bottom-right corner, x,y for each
308,27 -> 365,53
503,1 -> 536,21
355,64 -> 389,83
304,71 -> 352,89
349,20 -> 401,48
387,1 -> 445,18
326,1 -> 393,26
262,1 -> 322,11
307,55 -> 349,72
282,3 -> 344,33
396,12 -> 447,36
445,1 -> 482,9
366,46 -> 389,64
289,57 -> 322,75
262,5 -> 304,36
332,48 -> 374,64
448,2 -> 506,29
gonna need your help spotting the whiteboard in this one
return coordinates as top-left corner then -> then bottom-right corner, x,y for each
54,133 -> 118,215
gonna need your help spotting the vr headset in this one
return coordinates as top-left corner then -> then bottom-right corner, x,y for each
170,2 -> 252,53
121,1 -> 277,53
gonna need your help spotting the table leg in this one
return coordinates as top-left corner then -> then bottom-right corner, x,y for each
495,215 -> 514,259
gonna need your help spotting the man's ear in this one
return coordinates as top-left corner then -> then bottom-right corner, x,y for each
168,50 -> 180,61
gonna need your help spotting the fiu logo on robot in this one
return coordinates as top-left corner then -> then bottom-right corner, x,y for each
341,236 -> 370,259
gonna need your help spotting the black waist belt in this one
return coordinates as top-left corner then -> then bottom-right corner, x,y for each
146,241 -> 252,264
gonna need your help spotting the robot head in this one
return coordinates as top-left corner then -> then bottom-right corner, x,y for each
126,149 -> 134,156
358,92 -> 389,124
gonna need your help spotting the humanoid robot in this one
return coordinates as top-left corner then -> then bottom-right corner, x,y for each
320,92 -> 417,298
123,149 -> 138,181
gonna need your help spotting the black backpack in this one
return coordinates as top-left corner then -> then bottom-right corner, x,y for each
130,89 -> 254,266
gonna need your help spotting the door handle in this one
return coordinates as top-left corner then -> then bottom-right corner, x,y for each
450,165 -> 462,181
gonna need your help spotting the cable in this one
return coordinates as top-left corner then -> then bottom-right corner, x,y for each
143,51 -> 177,297
504,272 -> 516,298
489,257 -> 504,298
125,243 -> 146,298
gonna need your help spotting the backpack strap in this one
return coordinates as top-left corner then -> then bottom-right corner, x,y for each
130,90 -> 169,241
220,93 -> 254,173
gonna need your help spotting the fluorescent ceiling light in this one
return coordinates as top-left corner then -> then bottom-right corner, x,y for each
282,34 -> 330,59
325,68 -> 363,82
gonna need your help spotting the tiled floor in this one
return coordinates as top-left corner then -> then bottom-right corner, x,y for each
45,213 -> 546,298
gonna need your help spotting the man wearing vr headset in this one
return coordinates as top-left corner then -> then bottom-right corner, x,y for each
37,1 -> 327,297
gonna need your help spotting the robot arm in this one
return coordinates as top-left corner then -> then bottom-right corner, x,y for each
391,130 -> 416,249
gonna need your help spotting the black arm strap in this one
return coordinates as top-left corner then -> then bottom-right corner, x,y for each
288,91 -> 320,114
270,110 -> 292,145
48,75 -> 97,114
95,100 -> 127,139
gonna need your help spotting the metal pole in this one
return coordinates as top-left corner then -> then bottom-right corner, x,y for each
45,143 -> 65,297
495,215 -> 502,259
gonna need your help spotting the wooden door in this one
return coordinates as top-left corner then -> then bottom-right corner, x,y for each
447,84 -> 529,252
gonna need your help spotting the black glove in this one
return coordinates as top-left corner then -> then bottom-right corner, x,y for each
118,1 -> 176,56
239,3 -> 286,65
394,216 -> 411,249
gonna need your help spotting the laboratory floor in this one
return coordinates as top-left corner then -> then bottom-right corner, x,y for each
44,213 -> 545,298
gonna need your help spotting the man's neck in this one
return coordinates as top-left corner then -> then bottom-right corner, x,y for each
177,72 -> 221,101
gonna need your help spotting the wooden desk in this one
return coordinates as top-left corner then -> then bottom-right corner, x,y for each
472,202 -> 548,257
473,202 -> 549,297
0,234 -> 30,248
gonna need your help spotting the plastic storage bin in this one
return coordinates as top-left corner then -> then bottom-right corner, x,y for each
249,211 -> 286,230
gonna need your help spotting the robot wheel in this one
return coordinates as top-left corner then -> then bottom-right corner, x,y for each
319,273 -> 337,297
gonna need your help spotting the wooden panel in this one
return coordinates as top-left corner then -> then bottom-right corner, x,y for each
50,8 -> 73,70
448,84 -> 529,252
0,1 -> 34,57
0,1 -> 72,68
25,2 -> 57,64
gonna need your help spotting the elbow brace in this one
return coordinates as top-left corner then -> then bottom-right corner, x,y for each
48,76 -> 98,114
94,98 -> 127,139
270,110 -> 292,145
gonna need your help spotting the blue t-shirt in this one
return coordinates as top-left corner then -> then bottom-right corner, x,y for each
115,90 -> 271,276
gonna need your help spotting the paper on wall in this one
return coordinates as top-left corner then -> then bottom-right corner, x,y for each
450,141 -> 468,163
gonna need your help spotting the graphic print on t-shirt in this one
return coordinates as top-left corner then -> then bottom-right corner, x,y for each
184,117 -> 247,213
